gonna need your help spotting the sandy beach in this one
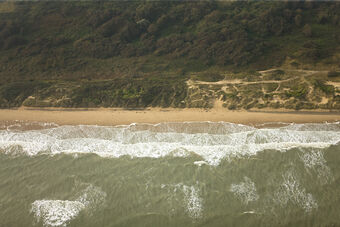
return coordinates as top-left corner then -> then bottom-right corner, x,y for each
0,107 -> 339,126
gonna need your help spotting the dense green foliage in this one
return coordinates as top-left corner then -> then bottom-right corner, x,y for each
0,1 -> 340,109
0,75 -> 187,108
1,1 -> 340,81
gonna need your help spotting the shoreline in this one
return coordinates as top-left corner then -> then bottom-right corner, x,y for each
0,107 -> 339,126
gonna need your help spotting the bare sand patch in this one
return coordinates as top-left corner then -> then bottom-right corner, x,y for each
0,107 -> 339,126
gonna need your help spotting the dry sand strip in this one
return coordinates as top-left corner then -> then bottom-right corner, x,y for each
0,107 -> 339,126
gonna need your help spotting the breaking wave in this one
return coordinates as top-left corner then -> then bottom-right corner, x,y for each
1,121 -> 339,166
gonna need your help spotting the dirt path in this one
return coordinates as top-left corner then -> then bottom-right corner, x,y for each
259,69 -> 327,75
188,69 -> 330,87
326,81 -> 340,88
187,78 -> 294,86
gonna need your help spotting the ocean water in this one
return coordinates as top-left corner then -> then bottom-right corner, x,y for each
0,121 -> 340,227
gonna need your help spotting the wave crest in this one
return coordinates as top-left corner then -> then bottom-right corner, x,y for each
1,122 -> 339,166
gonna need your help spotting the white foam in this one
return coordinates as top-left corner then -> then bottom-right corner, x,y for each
31,184 -> 106,227
161,183 -> 203,220
0,120 -> 59,131
299,149 -> 333,184
76,184 -> 107,209
242,210 -> 256,214
283,122 -> 340,131
1,122 -> 339,166
193,161 -> 208,166
230,177 -> 259,205
274,171 -> 317,213
31,200 -> 85,227
182,185 -> 203,219
125,121 -> 254,134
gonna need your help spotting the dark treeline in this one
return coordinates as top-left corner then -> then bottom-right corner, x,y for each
0,1 -> 340,80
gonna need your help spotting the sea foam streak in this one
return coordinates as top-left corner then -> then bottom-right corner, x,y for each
274,171 -> 317,213
299,148 -> 333,184
230,177 -> 259,205
161,183 -> 203,220
1,122 -> 339,166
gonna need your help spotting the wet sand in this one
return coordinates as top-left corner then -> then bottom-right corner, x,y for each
0,107 -> 339,126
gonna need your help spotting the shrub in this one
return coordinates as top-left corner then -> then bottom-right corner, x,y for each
328,71 -> 340,78
193,72 -> 224,82
271,69 -> 285,76
285,85 -> 308,99
314,79 -> 334,95
302,24 -> 312,37
290,61 -> 300,68
3,36 -> 26,49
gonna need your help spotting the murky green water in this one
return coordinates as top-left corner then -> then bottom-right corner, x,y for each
0,121 -> 340,227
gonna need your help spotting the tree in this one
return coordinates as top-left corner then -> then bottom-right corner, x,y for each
294,14 -> 302,27
302,24 -> 312,37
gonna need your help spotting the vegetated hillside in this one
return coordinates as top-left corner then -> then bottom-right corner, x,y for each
0,1 -> 340,109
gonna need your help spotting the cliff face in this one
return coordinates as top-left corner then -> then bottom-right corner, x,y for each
0,1 -> 340,109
